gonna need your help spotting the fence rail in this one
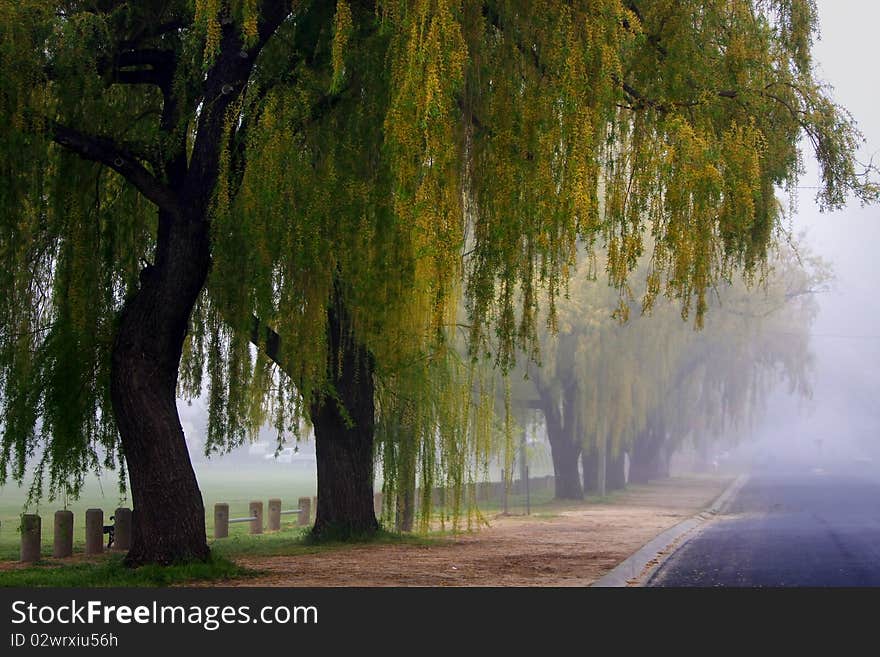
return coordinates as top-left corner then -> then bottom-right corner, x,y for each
213,497 -> 312,538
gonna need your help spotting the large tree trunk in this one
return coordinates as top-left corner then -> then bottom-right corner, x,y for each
540,387 -> 583,499
110,213 -> 211,566
310,287 -> 379,539
630,427 -> 668,484
549,435 -> 583,499
581,449 -> 598,494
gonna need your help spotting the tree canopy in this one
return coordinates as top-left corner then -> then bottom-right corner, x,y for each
0,0 -> 873,562
514,234 -> 827,497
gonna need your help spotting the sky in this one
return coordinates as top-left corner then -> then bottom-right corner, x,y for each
755,0 -> 880,458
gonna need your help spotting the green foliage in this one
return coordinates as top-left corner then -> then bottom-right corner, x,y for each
520,233 -> 828,464
0,0 -> 870,512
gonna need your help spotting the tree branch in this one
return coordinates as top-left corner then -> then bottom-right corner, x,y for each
250,314 -> 287,374
50,121 -> 180,215
614,74 -> 739,113
184,0 -> 295,214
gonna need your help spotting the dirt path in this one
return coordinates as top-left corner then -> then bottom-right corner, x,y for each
217,475 -> 730,587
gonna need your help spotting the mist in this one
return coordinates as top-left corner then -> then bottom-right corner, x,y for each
728,0 -> 880,473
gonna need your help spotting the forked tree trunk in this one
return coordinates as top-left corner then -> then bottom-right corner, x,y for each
310,286 -> 379,539
110,213 -> 211,566
540,384 -> 583,500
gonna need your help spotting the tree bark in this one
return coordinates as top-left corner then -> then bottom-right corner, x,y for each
549,435 -> 583,499
110,213 -> 211,566
310,286 -> 379,539
540,386 -> 583,500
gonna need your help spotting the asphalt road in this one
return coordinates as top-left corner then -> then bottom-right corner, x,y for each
648,462 -> 880,586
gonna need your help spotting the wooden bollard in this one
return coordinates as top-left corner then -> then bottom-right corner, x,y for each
113,507 -> 132,550
249,501 -> 263,534
214,503 -> 229,539
85,508 -> 103,555
268,499 -> 281,531
297,497 -> 311,526
53,510 -> 73,558
20,514 -> 41,563
373,492 -> 383,516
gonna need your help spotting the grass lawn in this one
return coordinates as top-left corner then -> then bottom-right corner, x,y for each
0,553 -> 245,587
0,525 -> 447,587
0,463 -> 318,561
1,458 -> 564,586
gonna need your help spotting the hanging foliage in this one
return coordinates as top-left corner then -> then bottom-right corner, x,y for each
0,2 -> 872,543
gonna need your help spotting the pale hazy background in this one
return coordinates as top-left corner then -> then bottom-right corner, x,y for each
755,0 -> 880,462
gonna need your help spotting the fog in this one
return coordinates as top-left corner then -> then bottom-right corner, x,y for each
732,0 -> 880,471
175,0 -> 879,482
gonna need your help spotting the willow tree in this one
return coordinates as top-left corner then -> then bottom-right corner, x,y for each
627,237 -> 828,482
0,1 -> 872,563
0,0 -> 329,564
516,235 -> 825,499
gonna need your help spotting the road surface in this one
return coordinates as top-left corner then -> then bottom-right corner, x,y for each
648,462 -> 880,586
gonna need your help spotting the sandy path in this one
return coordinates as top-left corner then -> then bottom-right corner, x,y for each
218,475 -> 730,587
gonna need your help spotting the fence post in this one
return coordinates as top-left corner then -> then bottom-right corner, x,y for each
268,499 -> 281,531
298,497 -> 311,527
113,508 -> 132,550
85,508 -> 103,555
214,503 -> 229,539
53,510 -> 73,558
249,501 -> 263,534
20,514 -> 41,563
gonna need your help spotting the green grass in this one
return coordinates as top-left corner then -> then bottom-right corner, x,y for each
0,459 -> 559,586
211,526 -> 444,559
0,553 -> 247,587
0,463 -> 318,562
0,524 -> 446,587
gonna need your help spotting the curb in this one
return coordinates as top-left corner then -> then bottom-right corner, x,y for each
590,473 -> 749,588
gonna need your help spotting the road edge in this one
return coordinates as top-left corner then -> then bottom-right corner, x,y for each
590,473 -> 749,587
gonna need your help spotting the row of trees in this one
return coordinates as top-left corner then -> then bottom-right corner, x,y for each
512,237 -> 827,500
0,0 -> 873,564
